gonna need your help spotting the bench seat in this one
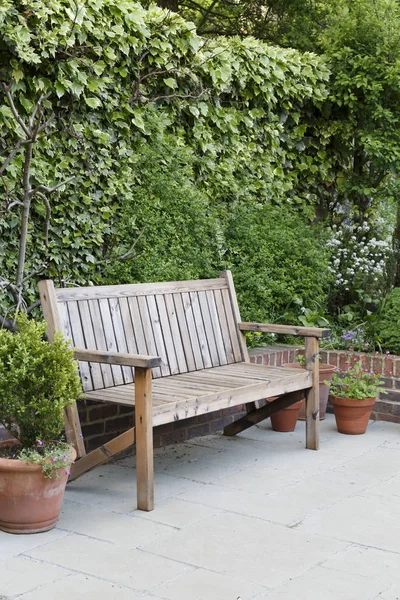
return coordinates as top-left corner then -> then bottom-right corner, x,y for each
85,362 -> 312,427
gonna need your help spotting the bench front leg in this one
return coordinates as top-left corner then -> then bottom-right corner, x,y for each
305,336 -> 320,450
135,367 -> 154,511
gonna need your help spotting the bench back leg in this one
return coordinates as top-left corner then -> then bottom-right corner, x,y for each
305,336 -> 320,450
135,367 -> 154,511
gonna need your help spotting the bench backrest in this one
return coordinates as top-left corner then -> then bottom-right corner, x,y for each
39,271 -> 248,392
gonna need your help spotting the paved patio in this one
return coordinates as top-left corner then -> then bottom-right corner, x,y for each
1,414 -> 400,600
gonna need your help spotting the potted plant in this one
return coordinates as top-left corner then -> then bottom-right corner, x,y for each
0,314 -> 82,534
282,353 -> 336,420
325,357 -> 382,435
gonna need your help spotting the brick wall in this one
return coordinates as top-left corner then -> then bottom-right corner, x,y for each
77,345 -> 400,453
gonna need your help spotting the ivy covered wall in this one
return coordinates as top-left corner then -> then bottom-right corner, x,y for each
0,0 -> 332,323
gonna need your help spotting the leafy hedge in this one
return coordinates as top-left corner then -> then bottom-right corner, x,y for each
0,0 -> 332,322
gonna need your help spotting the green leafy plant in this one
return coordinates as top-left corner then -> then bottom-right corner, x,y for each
18,441 -> 74,480
376,288 -> 400,355
297,354 -> 305,367
326,357 -> 383,400
0,313 -> 82,475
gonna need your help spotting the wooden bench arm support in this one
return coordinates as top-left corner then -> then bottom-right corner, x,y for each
238,322 -> 330,339
73,348 -> 162,369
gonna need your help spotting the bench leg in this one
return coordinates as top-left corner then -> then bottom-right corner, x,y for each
135,367 -> 154,511
224,392 -> 302,436
305,337 -> 320,450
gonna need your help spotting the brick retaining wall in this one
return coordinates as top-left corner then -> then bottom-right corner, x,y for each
77,345 -> 400,453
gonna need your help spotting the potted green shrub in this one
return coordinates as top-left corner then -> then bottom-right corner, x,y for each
0,314 -> 82,534
325,357 -> 382,435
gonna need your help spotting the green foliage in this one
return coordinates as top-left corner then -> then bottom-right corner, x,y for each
18,441 -> 74,479
222,203 -> 333,322
376,288 -> 400,355
0,314 -> 82,449
319,0 -> 400,221
107,137 -> 219,283
327,357 -> 382,400
0,0 -> 331,321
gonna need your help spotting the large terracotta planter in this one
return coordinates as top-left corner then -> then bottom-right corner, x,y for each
0,446 -> 76,534
283,362 -> 336,420
270,399 -> 303,432
330,395 -> 376,435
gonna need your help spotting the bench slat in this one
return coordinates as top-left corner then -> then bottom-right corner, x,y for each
155,294 -> 180,376
77,300 -> 104,390
66,301 -> 93,391
55,278 -> 228,302
109,298 -> 134,384
164,293 -> 188,373
206,290 -> 228,365
99,298 -> 125,386
87,300 -> 114,387
190,291 -> 213,369
198,291 -> 220,367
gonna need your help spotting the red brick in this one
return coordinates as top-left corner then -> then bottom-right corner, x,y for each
161,429 -> 189,445
256,355 -> 263,365
328,352 -> 338,368
153,423 -> 174,436
85,432 -> 115,452
338,353 -> 347,371
384,356 -> 395,376
82,421 -> 105,437
269,352 -> 276,366
373,357 -> 383,374
88,404 -> 119,421
275,352 -> 283,367
119,406 -> 134,415
381,377 -> 394,389
187,423 -> 211,437
210,416 -> 233,432
263,354 -> 270,365
288,349 -> 296,362
320,351 -> 328,365
250,356 -> 255,364
373,401 -> 393,414
379,390 -> 400,402
282,350 -> 289,364
375,413 -> 400,424
104,416 -> 132,433
393,360 -> 400,378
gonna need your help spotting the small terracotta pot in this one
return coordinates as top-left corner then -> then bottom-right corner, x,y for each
330,395 -> 376,435
0,446 -> 76,534
282,363 -> 336,420
270,399 -> 303,432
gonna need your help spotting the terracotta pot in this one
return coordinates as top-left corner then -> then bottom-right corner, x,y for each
0,446 -> 76,534
270,399 -> 303,432
330,395 -> 376,435
282,362 -> 336,420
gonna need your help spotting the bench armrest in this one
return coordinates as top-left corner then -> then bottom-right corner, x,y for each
74,349 -> 162,369
238,322 -> 330,339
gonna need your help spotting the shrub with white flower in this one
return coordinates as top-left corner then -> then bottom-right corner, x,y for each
327,214 -> 393,307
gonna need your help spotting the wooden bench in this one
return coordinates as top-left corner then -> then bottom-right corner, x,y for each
39,271 -> 329,511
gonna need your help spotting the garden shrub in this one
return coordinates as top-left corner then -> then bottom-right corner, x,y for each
377,288 -> 400,355
108,137 -> 220,284
221,203 -> 332,322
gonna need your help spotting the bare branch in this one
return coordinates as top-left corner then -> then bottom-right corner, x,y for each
26,300 -> 41,314
0,314 -> 16,332
97,227 -> 146,265
147,88 -> 210,103
31,175 -> 75,197
0,139 -> 24,176
1,81 -> 30,136
7,200 -> 24,211
29,93 -> 50,129
22,263 -> 47,283
35,191 -> 51,244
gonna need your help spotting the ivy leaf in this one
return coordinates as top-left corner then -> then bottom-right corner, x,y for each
85,97 -> 102,109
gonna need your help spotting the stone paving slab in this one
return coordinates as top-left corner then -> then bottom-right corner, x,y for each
1,415 -> 400,600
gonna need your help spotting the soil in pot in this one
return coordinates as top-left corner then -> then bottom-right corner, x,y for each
283,362 -> 336,420
0,445 -> 76,534
269,398 -> 303,432
330,395 -> 376,435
